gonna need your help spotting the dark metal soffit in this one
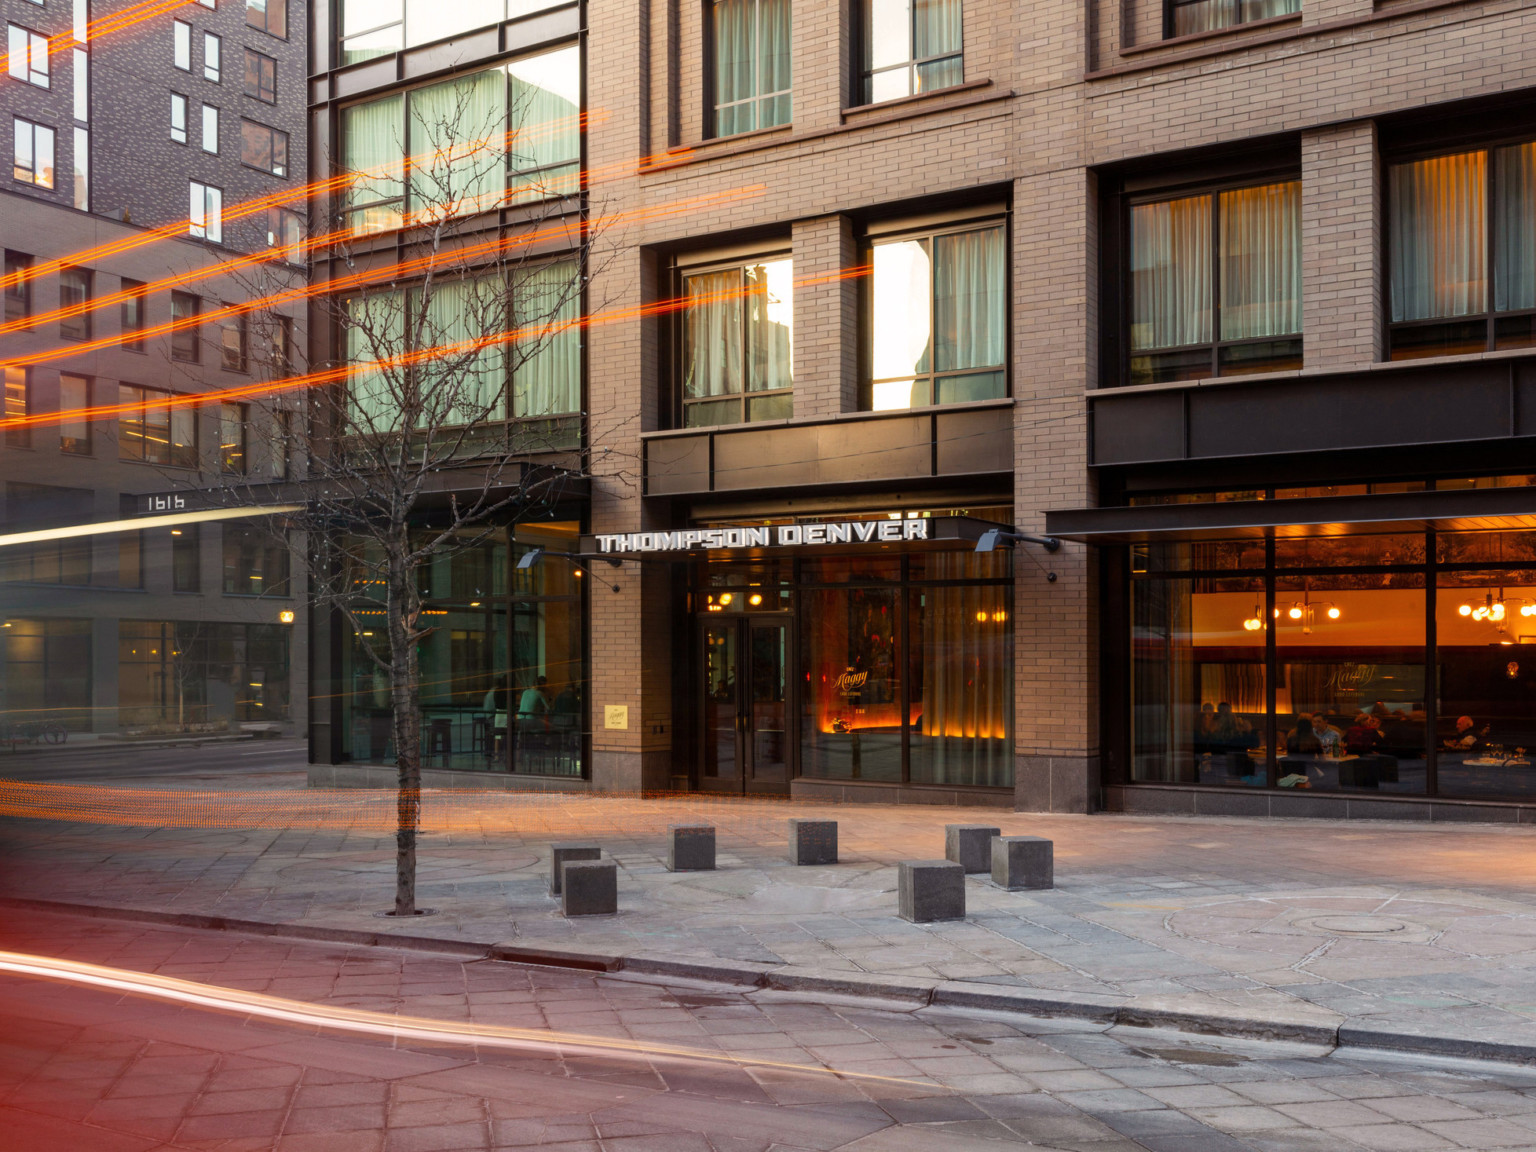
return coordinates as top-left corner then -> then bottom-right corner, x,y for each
1045,487 -> 1536,544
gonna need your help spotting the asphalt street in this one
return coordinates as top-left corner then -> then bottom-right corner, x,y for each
0,737 -> 310,783
5,912 -> 1536,1151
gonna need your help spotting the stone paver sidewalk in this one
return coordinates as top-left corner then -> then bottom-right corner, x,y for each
8,784 -> 1536,1059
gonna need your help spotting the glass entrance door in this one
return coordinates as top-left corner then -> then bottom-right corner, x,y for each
698,617 -> 791,793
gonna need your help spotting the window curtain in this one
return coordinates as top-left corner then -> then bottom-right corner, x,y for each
933,226 -> 1005,372
1496,143 -> 1536,314
683,270 -> 743,398
758,0 -> 791,123
408,70 -> 505,216
415,277 -> 504,425
513,261 -> 580,417
913,566 -> 1012,787
912,0 -> 962,91
713,0 -> 754,135
1389,151 -> 1487,322
1132,195 -> 1212,351
744,259 -> 793,391
1172,0 -> 1295,36
342,94 -> 403,209
1219,181 -> 1301,340
347,290 -> 405,430
508,46 -> 581,197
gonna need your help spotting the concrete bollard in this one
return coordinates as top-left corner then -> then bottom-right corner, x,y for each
549,842 -> 601,895
787,819 -> 838,866
667,824 -> 716,872
898,860 -> 965,923
992,836 -> 1053,891
561,859 -> 617,916
945,824 -> 1002,873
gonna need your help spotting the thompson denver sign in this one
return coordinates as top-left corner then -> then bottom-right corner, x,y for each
593,519 -> 931,554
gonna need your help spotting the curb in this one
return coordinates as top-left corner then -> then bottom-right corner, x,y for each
6,896 -> 1529,1066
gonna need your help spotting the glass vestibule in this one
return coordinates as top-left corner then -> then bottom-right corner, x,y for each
1128,530 -> 1536,801
696,547 -> 1014,789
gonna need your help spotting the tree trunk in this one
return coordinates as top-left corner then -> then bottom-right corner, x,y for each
388,544 -> 423,916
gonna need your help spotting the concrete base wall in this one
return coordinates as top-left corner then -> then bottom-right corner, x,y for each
1015,755 -> 1098,814
307,764 -> 590,792
790,779 -> 1013,808
1105,784 -> 1536,824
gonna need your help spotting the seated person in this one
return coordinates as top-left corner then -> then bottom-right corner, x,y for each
1310,712 -> 1343,754
1210,702 -> 1257,751
1345,713 -> 1383,756
1286,714 -> 1322,755
1444,715 -> 1490,754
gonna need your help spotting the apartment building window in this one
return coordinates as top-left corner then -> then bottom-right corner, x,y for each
201,104 -> 219,153
245,0 -> 287,38
868,220 -> 1005,410
72,47 -> 88,121
268,313 -> 294,374
119,385 -> 196,466
1167,0 -> 1298,38
223,522 -> 288,595
1389,142 -> 1536,359
860,0 -> 961,104
72,127 -> 88,210
1129,180 -> 1302,384
197,0 -> 216,7
710,0 -> 790,138
58,374 -> 90,455
680,256 -> 792,427
1,486 -> 93,585
203,31 -> 220,80
170,291 -> 200,361
13,118 -> 55,188
264,206 -> 302,262
4,368 -> 29,449
189,181 -> 222,242
58,267 -> 90,341
339,0 -> 563,65
219,402 -> 246,472
170,93 -> 188,143
220,309 -> 247,370
8,25 -> 50,87
240,119 -> 287,177
513,260 -> 580,420
173,19 -> 191,69
121,278 -> 146,349
172,525 -> 200,592
244,48 -> 275,102
340,45 -> 580,234
4,252 -> 31,323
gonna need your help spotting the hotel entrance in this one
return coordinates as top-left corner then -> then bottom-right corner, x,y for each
697,615 -> 791,794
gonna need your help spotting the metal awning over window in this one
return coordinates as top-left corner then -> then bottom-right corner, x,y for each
1045,487 -> 1536,544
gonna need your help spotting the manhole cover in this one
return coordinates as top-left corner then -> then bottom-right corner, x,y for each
1293,914 -> 1411,936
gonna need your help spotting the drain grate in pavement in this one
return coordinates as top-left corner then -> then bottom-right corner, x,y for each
1137,1045 -> 1247,1066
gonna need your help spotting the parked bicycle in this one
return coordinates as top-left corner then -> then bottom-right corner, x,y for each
0,720 -> 68,749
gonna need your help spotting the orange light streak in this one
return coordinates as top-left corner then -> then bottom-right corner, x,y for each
0,260 -> 871,436
0,949 -> 928,1086
0,110 -> 682,300
0,185 -> 763,371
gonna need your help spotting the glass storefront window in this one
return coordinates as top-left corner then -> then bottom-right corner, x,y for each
118,621 -> 290,730
908,584 -> 1012,786
0,618 -> 91,730
800,584 -> 903,782
1274,534 -> 1425,571
1436,571 -> 1536,800
342,520 -> 585,776
1275,575 -> 1426,794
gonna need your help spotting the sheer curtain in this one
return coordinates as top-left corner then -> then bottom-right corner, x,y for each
684,270 -> 743,399
513,261 -> 580,417
933,226 -> 1004,372
757,0 -> 791,124
416,278 -> 504,424
1172,0 -> 1296,36
913,0 -> 962,90
744,259 -> 793,391
1390,151 -> 1487,322
1132,195 -> 1212,351
342,94 -> 404,212
408,70 -> 506,216
347,291 -> 405,430
1496,143 -> 1536,314
1219,181 -> 1301,340
713,0 -> 753,135
509,46 -> 581,198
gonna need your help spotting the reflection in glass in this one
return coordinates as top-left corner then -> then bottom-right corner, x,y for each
1133,577 -> 1266,786
682,258 -> 793,427
800,586 -> 902,782
861,0 -> 962,103
908,576 -> 1011,786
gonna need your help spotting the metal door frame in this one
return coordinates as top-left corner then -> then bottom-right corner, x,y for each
694,614 -> 794,795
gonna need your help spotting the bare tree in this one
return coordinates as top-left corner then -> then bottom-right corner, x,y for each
187,70 -> 630,915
